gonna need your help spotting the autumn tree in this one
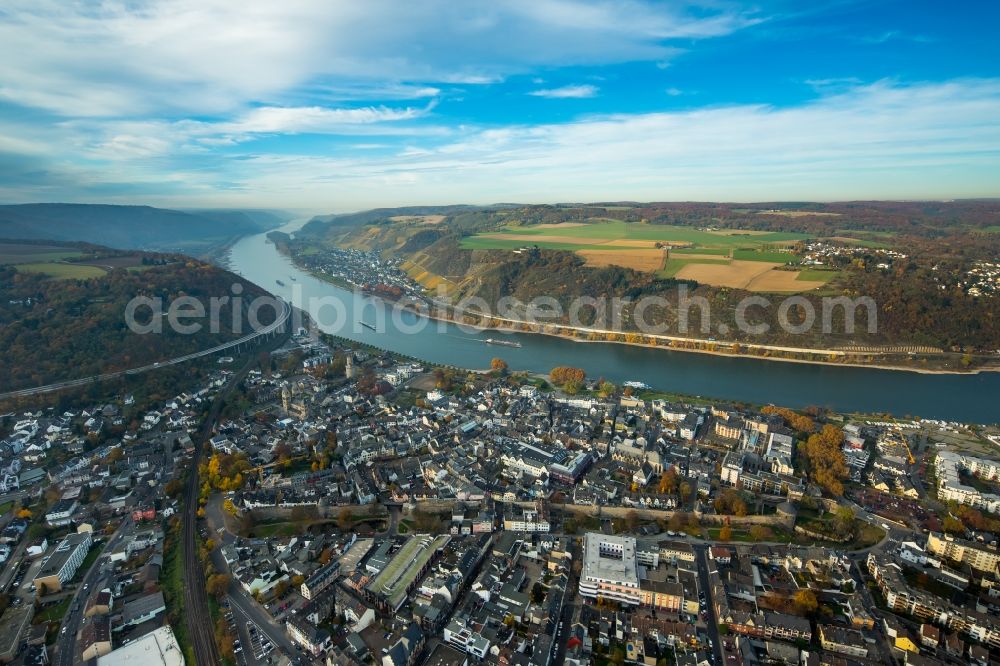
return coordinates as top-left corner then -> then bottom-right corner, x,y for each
205,452 -> 251,492
668,512 -> 687,532
761,406 -> 815,434
749,525 -> 773,541
941,515 -> 965,534
165,477 -> 184,498
719,525 -> 732,541
549,366 -> 586,386
658,467 -> 679,495
714,489 -> 748,517
206,574 -> 230,600
793,589 -> 819,615
799,425 -> 849,496
490,358 -> 508,374
337,507 -> 353,531
624,510 -> 641,532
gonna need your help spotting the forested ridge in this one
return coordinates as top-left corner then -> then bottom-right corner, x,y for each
0,203 -> 285,255
0,256 -> 272,392
294,201 -> 1000,354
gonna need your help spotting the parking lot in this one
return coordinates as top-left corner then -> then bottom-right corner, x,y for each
226,597 -> 277,665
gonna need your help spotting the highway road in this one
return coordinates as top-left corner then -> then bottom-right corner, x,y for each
0,300 -> 291,400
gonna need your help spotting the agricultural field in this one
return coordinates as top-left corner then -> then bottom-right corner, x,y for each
2,245 -> 153,280
577,248 -> 667,271
468,220 -> 807,247
0,242 -> 83,264
14,262 -> 107,279
70,255 -> 147,270
674,259 -> 790,290
756,209 -> 843,218
795,268 -> 838,283
462,220 -> 830,291
388,214 -> 445,224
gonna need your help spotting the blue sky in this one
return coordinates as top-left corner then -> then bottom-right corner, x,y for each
1,0 -> 998,211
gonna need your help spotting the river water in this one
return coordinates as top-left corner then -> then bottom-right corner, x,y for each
227,221 -> 999,423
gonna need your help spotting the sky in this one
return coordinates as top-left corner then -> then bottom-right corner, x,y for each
1,0 -> 999,212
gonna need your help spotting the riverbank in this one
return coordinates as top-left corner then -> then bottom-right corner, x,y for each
313,272 -> 998,377
275,245 -> 998,375
434,315 -> 1000,376
228,227 -> 1000,422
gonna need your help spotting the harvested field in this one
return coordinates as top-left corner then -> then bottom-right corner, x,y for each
745,270 -> 827,292
578,249 -> 666,271
675,260 -> 779,289
388,214 -> 445,224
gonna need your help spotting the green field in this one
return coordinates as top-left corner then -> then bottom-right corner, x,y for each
462,221 -> 810,267
732,249 -> 800,263
796,268 -> 838,283
460,236 -> 636,252
670,247 -> 731,256
479,220 -> 806,245
15,262 -> 107,279
0,250 -> 83,264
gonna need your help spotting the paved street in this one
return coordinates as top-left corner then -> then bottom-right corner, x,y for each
56,517 -> 133,666
695,545 -> 724,666
204,494 -> 312,665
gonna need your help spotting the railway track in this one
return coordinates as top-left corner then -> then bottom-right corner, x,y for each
181,308 -> 292,665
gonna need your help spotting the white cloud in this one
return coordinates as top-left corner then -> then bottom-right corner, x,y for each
529,84 -> 599,98
2,54 -> 998,208
7,78 -> 992,209
0,0 -> 756,117
220,104 -> 433,135
665,87 -> 684,96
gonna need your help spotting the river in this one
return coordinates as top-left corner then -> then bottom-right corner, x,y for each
228,220 -> 999,423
